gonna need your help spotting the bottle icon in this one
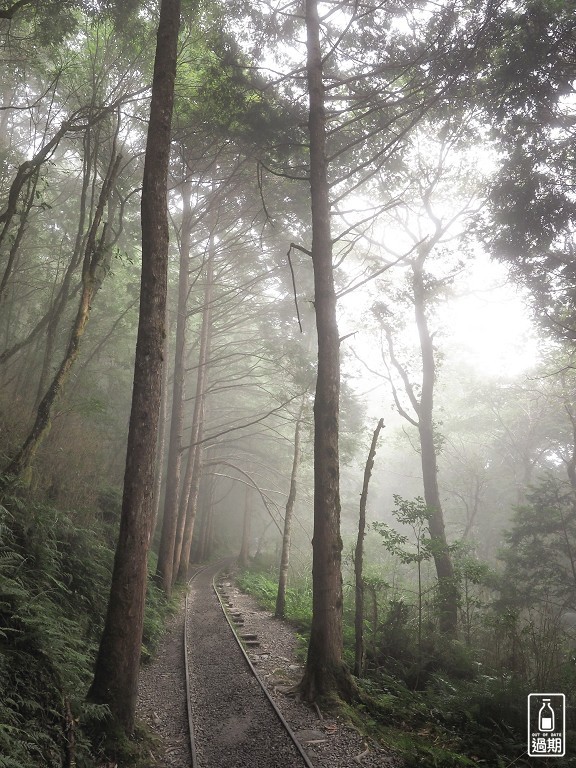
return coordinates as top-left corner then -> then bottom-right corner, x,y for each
539,699 -> 555,732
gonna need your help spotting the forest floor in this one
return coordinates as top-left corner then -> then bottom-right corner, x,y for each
136,570 -> 401,768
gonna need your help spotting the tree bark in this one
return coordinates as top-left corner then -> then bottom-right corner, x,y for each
238,484 -> 252,567
299,0 -> 353,703
151,311 -> 171,539
155,180 -> 191,596
174,232 -> 214,580
0,170 -> 39,307
87,0 -> 180,735
177,426 -> 202,578
354,418 -> 384,677
412,252 -> 458,637
275,399 -> 305,619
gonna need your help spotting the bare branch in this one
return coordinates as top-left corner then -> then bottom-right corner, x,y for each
287,242 -> 312,332
336,238 -> 427,299
181,391 -> 307,449
384,328 -> 420,423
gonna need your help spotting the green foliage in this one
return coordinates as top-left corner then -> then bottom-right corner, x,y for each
351,664 -> 576,767
237,568 -> 312,632
372,495 -> 434,565
0,494 -> 172,767
0,496 -> 114,767
478,0 -> 576,335
501,475 -> 576,609
175,26 -> 298,153
141,553 -> 172,663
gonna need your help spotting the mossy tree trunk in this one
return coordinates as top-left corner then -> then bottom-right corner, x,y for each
3,151 -> 121,483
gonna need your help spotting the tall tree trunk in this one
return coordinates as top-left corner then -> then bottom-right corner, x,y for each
177,427 -> 202,578
300,0 -> 352,702
354,418 -> 384,677
173,236 -> 213,581
194,473 -> 215,562
275,399 -> 305,619
155,180 -> 192,596
190,481 -> 207,563
152,309 -> 171,539
412,252 -> 458,637
238,484 -> 252,567
87,0 -> 180,735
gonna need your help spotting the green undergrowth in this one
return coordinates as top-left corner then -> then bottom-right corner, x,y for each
348,673 -> 532,767
0,489 -> 174,768
237,567 -> 312,633
235,566 -> 576,767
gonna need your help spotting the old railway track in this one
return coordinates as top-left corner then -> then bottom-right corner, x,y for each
182,559 -> 315,768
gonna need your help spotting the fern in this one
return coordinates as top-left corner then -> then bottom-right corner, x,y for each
0,757 -> 32,768
0,495 -> 115,767
0,491 -> 173,766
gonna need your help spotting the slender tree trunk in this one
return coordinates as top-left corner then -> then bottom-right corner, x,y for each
190,483 -> 207,563
191,473 -> 212,563
0,170 -> 39,306
275,399 -> 305,619
368,583 -> 379,662
173,236 -> 213,580
238,484 -> 252,567
354,418 -> 384,677
564,407 -> 576,492
177,428 -> 202,578
412,252 -> 458,637
198,474 -> 215,561
33,129 -> 93,409
87,0 -> 180,734
300,0 -> 352,702
156,181 -> 191,596
205,495 -> 216,558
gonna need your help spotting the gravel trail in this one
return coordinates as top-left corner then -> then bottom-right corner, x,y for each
186,562 -> 310,768
137,561 -> 401,768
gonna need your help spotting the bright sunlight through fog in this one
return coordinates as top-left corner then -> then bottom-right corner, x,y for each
439,256 -> 539,377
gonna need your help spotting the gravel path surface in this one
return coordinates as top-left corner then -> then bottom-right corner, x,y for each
137,594 -> 191,767
137,562 -> 401,768
186,562 -> 308,768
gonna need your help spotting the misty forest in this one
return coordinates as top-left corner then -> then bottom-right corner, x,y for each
1,0 -> 575,766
